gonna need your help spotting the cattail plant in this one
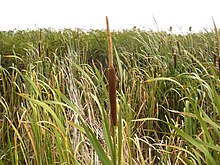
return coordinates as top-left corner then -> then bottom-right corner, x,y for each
106,16 -> 117,127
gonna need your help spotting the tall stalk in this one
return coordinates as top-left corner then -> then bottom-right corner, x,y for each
106,16 -> 117,127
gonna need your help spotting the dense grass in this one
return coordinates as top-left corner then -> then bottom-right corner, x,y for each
0,27 -> 220,165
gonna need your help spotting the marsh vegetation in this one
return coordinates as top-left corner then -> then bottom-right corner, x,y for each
0,23 -> 220,164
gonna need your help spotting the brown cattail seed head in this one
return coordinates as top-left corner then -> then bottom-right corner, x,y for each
108,67 -> 117,126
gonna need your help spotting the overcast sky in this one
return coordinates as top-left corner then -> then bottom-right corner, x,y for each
0,0 -> 219,33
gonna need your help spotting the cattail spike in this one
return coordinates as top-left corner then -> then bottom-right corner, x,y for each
38,42 -> 41,57
214,54 -> 217,66
38,29 -> 42,57
154,67 -> 157,78
46,42 -> 49,58
108,67 -> 117,126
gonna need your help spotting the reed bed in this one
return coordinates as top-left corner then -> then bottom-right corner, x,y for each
0,22 -> 220,165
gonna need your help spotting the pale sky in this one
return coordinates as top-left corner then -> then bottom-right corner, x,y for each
0,0 -> 219,33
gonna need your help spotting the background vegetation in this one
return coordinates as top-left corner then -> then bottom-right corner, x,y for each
0,27 -> 219,165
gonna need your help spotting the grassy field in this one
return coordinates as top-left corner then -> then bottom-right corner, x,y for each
0,23 -> 220,165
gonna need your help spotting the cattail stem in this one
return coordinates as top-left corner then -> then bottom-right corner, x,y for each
106,16 -> 117,126
106,16 -> 114,68
177,41 -> 181,56
39,28 -> 42,41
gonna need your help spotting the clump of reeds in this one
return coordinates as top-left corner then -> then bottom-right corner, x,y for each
106,16 -> 117,126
